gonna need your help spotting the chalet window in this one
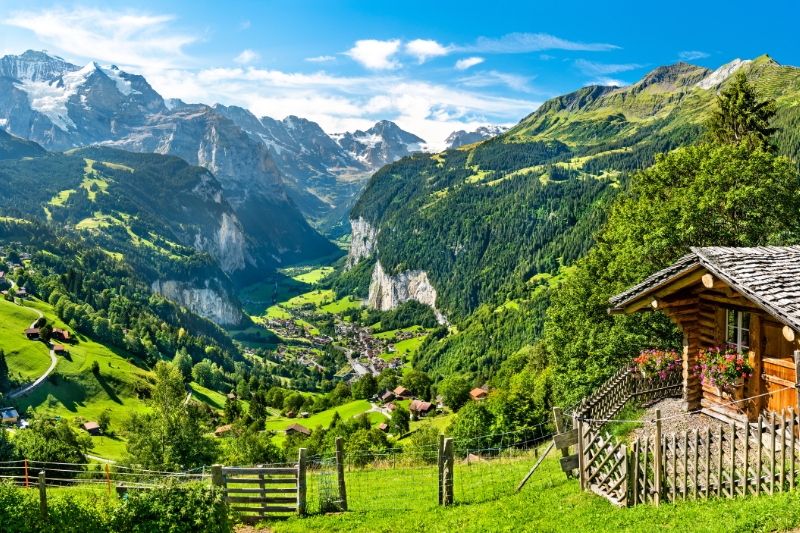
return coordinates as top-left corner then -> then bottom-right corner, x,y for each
726,309 -> 750,352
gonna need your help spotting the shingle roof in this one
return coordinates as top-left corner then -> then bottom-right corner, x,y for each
609,246 -> 800,331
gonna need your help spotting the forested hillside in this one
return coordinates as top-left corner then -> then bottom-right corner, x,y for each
348,55 -> 800,384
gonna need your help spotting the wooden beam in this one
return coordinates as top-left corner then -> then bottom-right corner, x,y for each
784,326 -> 796,342
702,273 -> 716,288
623,268 -> 708,314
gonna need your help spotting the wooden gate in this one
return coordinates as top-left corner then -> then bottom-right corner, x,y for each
581,428 -> 628,507
211,449 -> 307,522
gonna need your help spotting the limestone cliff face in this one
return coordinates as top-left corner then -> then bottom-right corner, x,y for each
346,217 -> 378,270
368,260 -> 447,325
151,279 -> 242,326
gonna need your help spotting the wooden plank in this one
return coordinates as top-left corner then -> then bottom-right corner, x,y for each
771,412 -> 777,496
763,357 -> 796,370
623,268 -> 707,313
717,426 -> 723,497
632,439 -> 640,506
781,410 -> 787,493
729,423 -> 736,499
693,429 -> 699,500
230,505 -> 296,513
226,497 -> 297,504
790,408 -> 796,491
223,467 -> 298,476
705,428 -> 711,500
226,488 -> 296,494
683,430 -> 689,501
743,422 -> 750,496
559,454 -> 579,472
757,416 -> 763,496
553,429 -> 578,450
225,477 -> 297,485
335,437 -> 347,511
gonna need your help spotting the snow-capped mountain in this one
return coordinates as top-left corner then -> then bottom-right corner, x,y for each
331,120 -> 427,169
0,50 -> 335,276
445,125 -> 509,149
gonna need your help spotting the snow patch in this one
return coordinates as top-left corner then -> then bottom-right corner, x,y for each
696,59 -> 751,90
0,119 -> 7,128
99,65 -> 140,96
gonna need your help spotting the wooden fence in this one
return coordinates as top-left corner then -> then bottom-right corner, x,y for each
572,364 -> 800,507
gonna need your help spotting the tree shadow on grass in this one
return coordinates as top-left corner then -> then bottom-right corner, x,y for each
95,373 -> 123,405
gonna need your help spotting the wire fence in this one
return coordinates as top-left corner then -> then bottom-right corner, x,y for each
0,421 -> 572,516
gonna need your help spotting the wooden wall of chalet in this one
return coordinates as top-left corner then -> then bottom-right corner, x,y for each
654,272 -> 800,422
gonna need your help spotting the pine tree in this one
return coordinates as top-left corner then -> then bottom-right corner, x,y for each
0,349 -> 8,392
706,71 -> 777,150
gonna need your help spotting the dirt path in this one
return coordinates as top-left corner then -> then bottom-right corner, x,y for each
8,301 -> 57,400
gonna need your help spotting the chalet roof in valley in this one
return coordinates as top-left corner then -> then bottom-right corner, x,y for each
285,423 -> 310,435
609,246 -> 800,331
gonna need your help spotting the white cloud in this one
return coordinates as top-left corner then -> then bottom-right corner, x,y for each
462,32 -> 619,53
4,7 -> 196,70
574,59 -> 642,75
305,55 -> 336,63
406,39 -> 451,64
455,57 -> 484,70
240,20 -> 251,30
234,49 -> 259,64
459,70 -> 533,92
585,77 -> 629,87
345,39 -> 402,70
679,50 -> 710,61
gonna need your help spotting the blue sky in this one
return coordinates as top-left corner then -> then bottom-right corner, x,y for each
2,0 -> 800,147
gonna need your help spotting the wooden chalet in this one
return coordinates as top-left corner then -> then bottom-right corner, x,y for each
284,423 -> 310,436
470,388 -> 488,402
609,246 -> 800,423
24,328 -> 39,339
51,328 -> 70,342
82,421 -> 102,436
393,386 -> 412,399
0,407 -> 19,424
53,345 -> 68,355
408,399 -> 434,417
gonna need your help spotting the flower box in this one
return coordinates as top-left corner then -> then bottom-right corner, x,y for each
634,348 -> 681,380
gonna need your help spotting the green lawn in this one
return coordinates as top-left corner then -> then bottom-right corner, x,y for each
0,298 -> 53,382
266,305 -> 292,319
271,448 -> 800,533
265,400 -> 372,432
290,267 -> 334,284
367,411 -> 388,425
286,290 -> 334,309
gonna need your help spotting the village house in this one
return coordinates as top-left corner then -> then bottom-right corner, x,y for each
608,246 -> 800,423
53,345 -> 68,355
378,423 -> 389,432
51,328 -> 70,342
285,423 -> 310,436
408,399 -> 434,417
470,388 -> 488,402
15,287 -> 27,297
82,421 -> 102,436
386,403 -> 397,412
24,328 -> 39,340
214,424 -> 234,437
0,407 -> 19,424
379,390 -> 395,403
393,386 -> 413,400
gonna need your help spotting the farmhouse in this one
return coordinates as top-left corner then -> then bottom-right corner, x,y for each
15,287 -> 26,297
214,424 -> 234,437
24,328 -> 39,340
609,246 -> 800,423
378,390 -> 395,403
408,399 -> 434,417
285,423 -> 310,436
378,423 -> 389,432
51,328 -> 70,341
0,407 -> 19,424
82,421 -> 102,436
53,345 -> 68,355
393,386 -> 412,399
470,388 -> 488,402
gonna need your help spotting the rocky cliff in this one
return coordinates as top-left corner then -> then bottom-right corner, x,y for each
346,217 -> 378,270
151,279 -> 242,326
368,261 -> 447,325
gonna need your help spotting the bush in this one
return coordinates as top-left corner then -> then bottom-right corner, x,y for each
0,481 -> 233,533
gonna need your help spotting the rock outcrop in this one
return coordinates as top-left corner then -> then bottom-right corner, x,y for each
346,217 -> 378,270
151,279 -> 242,326
368,260 -> 447,325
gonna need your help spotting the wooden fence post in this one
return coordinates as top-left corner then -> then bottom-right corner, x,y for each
297,448 -> 307,516
38,471 -> 47,522
654,409 -> 662,506
335,437 -> 348,511
438,433 -> 444,505
553,407 -> 572,479
577,417 -> 586,491
211,464 -> 223,488
443,438 -> 454,505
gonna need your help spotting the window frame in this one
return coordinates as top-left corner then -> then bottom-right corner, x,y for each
726,309 -> 750,353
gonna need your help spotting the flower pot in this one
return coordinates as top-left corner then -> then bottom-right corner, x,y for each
712,377 -> 745,399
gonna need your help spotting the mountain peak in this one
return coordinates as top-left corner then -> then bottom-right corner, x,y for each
632,62 -> 711,92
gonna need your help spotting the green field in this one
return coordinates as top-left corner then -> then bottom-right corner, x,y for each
367,411 -> 389,425
265,400 -> 372,432
319,295 -> 362,314
0,299 -> 53,382
286,290 -> 335,309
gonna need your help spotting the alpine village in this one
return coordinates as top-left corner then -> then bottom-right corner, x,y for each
4,4 -> 800,532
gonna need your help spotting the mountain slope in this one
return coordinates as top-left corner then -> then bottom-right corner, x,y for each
0,50 -> 337,277
342,55 -> 800,376
445,125 -> 508,149
0,145 -> 248,324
